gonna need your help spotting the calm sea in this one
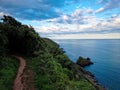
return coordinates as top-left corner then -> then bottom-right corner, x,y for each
53,39 -> 120,90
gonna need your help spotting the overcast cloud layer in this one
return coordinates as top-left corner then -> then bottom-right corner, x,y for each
0,0 -> 120,39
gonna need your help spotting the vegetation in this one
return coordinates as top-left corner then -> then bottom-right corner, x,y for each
0,56 -> 19,90
0,15 -> 96,90
0,15 -> 45,56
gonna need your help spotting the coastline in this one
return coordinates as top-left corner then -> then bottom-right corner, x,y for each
81,66 -> 106,90
54,39 -> 120,90
75,56 -> 106,90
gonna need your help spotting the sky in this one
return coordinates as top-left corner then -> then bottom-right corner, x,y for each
0,0 -> 120,39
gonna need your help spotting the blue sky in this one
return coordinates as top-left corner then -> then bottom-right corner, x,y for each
0,0 -> 120,39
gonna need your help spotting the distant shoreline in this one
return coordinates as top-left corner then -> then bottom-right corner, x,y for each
53,38 -> 120,40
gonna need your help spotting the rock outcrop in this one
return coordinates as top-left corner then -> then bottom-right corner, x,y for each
76,56 -> 93,67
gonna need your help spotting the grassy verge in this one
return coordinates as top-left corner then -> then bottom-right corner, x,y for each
0,56 -> 19,90
27,53 -> 96,90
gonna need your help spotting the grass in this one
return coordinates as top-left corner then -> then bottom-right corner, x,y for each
27,53 -> 96,90
0,56 -> 19,90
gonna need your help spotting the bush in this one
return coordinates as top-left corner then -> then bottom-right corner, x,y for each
0,15 -> 45,56
0,56 -> 19,90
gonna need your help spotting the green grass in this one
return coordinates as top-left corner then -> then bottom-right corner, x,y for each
27,53 -> 96,90
68,79 -> 96,90
0,56 -> 19,90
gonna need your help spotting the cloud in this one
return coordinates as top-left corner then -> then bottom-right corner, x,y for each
48,8 -> 94,24
35,8 -> 120,37
96,0 -> 120,13
0,0 -> 68,20
0,0 -> 95,20
48,33 -> 120,39
0,12 -> 9,19
0,12 -> 6,16
0,0 -> 119,39
95,7 -> 104,13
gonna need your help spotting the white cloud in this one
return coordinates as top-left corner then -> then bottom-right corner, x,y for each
62,15 -> 69,21
85,8 -> 94,14
0,12 -> 8,17
0,12 -> 4,17
32,8 -> 120,39
71,9 -> 83,17
95,7 -> 104,13
49,33 -> 120,39
96,0 -> 120,13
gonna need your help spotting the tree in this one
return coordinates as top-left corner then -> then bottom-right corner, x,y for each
0,30 -> 8,55
1,15 -> 21,28
0,15 -> 45,56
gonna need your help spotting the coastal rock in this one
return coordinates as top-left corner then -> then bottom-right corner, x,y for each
76,56 -> 93,67
86,71 -> 95,77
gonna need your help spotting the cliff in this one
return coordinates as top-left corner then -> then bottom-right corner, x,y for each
0,15 -> 104,90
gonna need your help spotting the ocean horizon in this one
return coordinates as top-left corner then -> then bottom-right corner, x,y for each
53,39 -> 120,90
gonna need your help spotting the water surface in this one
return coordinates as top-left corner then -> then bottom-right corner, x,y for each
54,39 -> 120,90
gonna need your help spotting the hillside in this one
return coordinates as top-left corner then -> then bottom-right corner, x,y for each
0,15 -> 100,90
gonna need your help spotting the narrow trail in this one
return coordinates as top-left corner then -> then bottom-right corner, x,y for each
13,55 -> 26,90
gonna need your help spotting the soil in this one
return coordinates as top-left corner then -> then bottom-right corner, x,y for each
13,55 -> 35,90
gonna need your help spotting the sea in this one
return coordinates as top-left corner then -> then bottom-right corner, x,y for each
53,39 -> 120,90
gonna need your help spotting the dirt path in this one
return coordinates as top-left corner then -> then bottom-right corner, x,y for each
13,55 -> 26,90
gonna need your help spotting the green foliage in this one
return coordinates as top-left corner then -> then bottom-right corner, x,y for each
0,30 -> 8,56
27,53 -> 69,90
1,15 -> 21,27
0,15 -> 96,90
68,79 -> 96,90
0,15 -> 45,56
44,38 -> 65,56
0,56 -> 19,90
26,35 -> 96,90
27,51 -> 96,90
55,54 -> 71,67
